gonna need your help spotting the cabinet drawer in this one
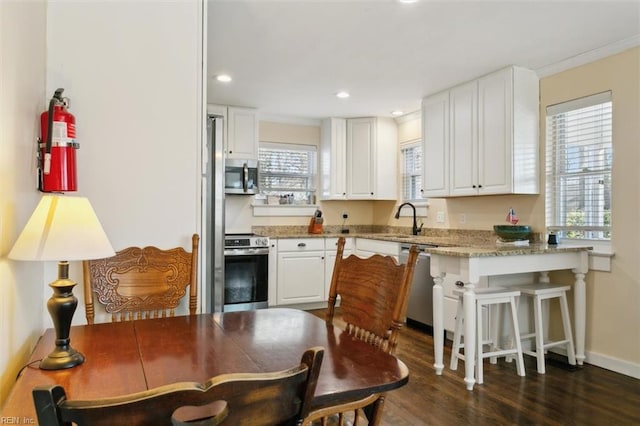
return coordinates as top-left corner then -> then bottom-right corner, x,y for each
325,237 -> 354,252
278,238 -> 325,252
355,238 -> 400,257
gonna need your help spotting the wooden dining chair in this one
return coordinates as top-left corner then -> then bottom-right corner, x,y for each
32,346 -> 324,426
82,234 -> 199,324
302,237 -> 419,426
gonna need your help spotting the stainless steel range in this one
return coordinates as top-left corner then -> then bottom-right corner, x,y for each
222,233 -> 269,312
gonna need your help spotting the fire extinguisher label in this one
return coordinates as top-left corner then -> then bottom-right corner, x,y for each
51,121 -> 76,146
52,121 -> 68,139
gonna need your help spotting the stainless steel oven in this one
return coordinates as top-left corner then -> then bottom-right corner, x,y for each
223,234 -> 269,312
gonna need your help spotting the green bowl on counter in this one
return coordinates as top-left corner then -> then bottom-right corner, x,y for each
493,225 -> 532,241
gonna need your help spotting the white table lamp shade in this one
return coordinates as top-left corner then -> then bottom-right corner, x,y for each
8,195 -> 115,261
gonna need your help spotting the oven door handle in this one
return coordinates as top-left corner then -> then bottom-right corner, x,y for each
225,247 -> 270,256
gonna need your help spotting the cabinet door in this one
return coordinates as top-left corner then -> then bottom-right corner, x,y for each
449,80 -> 479,196
320,118 -> 347,200
324,237 -> 354,299
421,92 -> 450,197
347,118 -> 374,199
277,251 -> 325,305
227,107 -> 258,159
478,68 -> 512,194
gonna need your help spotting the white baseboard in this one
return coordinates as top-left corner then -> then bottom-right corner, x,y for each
550,347 -> 640,379
584,350 -> 640,380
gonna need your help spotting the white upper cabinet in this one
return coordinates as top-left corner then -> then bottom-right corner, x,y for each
421,91 -> 450,198
422,66 -> 539,197
227,106 -> 258,160
477,67 -> 539,195
449,80 -> 478,196
321,117 -> 397,200
320,118 -> 348,200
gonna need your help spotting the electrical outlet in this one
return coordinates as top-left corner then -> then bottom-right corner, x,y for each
459,213 -> 466,224
342,211 -> 349,220
436,211 -> 445,223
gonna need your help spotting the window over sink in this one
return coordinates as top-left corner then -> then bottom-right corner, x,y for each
258,142 -> 317,206
400,140 -> 422,202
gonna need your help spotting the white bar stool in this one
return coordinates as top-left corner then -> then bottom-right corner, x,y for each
450,287 -> 525,384
515,283 -> 577,374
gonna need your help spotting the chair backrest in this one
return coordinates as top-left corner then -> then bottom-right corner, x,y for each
82,234 -> 200,324
33,346 -> 324,426
326,237 -> 419,355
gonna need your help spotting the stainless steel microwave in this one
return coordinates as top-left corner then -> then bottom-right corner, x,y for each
225,159 -> 259,195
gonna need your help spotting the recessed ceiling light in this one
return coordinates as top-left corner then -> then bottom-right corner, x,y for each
397,0 -> 419,4
391,110 -> 404,117
336,91 -> 350,99
216,74 -> 232,83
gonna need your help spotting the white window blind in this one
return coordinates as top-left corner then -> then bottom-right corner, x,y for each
259,142 -> 317,203
545,92 -> 612,240
401,141 -> 422,201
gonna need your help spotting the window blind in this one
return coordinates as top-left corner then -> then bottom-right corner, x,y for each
259,142 -> 317,202
401,142 -> 422,201
545,92 -> 612,240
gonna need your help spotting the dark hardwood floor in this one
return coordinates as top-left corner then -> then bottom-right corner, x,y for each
308,309 -> 640,425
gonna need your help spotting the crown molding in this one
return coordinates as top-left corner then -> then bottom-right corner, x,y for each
393,109 -> 421,124
535,35 -> 640,78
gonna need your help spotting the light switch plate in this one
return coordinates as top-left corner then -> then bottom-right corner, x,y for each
436,211 -> 445,223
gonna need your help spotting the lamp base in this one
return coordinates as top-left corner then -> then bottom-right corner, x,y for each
40,347 -> 85,370
41,261 -> 86,370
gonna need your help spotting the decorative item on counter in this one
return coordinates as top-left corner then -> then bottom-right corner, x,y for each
547,232 -> 558,245
494,224 -> 532,245
308,209 -> 324,234
506,207 -> 519,224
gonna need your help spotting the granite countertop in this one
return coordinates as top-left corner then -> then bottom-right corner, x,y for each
254,225 -> 593,257
423,243 -> 593,257
257,228 -> 465,247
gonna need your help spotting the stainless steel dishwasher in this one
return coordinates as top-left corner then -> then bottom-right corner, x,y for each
400,243 -> 436,330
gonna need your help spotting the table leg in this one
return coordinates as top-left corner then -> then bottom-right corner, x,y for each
432,275 -> 444,375
463,282 -> 477,391
572,270 -> 586,365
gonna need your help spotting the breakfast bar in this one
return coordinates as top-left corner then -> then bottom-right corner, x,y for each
425,244 -> 592,391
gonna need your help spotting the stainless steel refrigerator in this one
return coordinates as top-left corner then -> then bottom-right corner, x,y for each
205,115 -> 225,313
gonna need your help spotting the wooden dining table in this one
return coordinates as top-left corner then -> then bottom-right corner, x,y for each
0,308 -> 409,422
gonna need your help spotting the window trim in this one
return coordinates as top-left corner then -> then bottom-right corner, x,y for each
254,141 -> 318,216
545,91 -> 612,244
399,139 -> 427,211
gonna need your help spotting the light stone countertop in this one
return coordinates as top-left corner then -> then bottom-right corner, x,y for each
253,225 -> 593,256
423,243 -> 593,257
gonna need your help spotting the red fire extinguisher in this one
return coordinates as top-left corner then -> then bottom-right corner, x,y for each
38,88 -> 79,192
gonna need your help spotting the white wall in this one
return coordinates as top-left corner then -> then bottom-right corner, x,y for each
0,0 -> 47,405
45,0 -> 204,324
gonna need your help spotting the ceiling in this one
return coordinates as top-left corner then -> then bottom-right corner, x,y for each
207,0 -> 640,121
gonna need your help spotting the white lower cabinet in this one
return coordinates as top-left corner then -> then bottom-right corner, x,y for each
324,237 -> 354,299
274,237 -> 356,306
354,238 -> 400,260
276,239 -> 325,305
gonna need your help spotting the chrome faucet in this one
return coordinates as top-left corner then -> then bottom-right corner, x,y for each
394,202 -> 423,236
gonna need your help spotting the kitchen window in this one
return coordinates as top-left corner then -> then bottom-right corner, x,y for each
258,142 -> 317,204
401,140 -> 422,202
545,91 -> 612,242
